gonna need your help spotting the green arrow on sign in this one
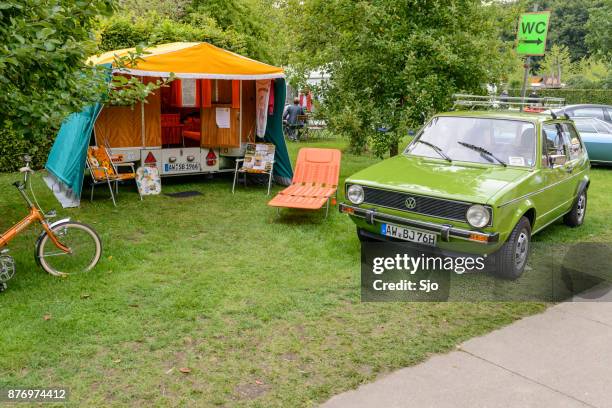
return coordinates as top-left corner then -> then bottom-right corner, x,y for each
520,38 -> 543,45
516,11 -> 550,56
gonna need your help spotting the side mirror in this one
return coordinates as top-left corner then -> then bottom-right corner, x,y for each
549,154 -> 567,167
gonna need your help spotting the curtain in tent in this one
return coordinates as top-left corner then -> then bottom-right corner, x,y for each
256,79 -> 271,138
264,78 -> 292,185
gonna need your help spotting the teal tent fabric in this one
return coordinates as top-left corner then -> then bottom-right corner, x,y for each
264,78 -> 293,185
45,64 -> 110,207
45,103 -> 103,207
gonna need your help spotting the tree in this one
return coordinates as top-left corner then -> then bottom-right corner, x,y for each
585,0 -> 612,59
537,44 -> 574,81
0,1 -> 176,170
0,0 -> 114,140
289,0 -> 510,156
186,0 -> 275,63
566,56 -> 611,89
117,0 -> 191,20
526,0 -> 605,62
99,0 -> 280,64
98,13 -> 249,56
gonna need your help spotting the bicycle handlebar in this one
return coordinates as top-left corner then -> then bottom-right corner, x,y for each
13,155 -> 31,194
11,155 -> 38,209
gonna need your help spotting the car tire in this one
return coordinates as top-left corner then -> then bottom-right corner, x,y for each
564,189 -> 587,227
492,216 -> 531,280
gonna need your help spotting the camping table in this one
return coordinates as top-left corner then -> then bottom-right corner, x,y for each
306,118 -> 327,138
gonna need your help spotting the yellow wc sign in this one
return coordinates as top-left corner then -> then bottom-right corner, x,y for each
517,11 -> 551,56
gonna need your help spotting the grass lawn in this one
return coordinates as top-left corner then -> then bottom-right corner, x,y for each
1,136 -> 609,406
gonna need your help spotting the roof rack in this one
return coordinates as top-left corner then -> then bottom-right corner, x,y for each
452,94 -> 565,111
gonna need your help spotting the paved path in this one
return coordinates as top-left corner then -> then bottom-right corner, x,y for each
322,286 -> 612,408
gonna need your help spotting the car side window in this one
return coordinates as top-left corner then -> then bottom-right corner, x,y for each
542,123 -> 567,166
561,123 -> 583,160
574,107 -> 605,120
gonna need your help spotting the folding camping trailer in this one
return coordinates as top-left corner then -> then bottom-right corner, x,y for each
89,42 -> 287,177
45,42 -> 293,208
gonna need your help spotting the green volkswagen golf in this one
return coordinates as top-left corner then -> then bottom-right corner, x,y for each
340,111 -> 590,279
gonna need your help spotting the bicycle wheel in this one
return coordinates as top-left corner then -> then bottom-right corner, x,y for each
36,221 -> 102,276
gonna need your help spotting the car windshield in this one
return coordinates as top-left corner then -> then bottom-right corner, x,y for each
405,116 -> 536,167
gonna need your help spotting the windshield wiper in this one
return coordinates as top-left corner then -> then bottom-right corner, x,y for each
457,141 -> 507,167
416,139 -> 452,162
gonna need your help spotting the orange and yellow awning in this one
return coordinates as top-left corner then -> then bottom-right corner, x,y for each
88,42 -> 284,80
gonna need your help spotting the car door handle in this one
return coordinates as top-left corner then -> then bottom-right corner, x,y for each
565,165 -> 574,173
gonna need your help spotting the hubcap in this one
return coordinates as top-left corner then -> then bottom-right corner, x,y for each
577,193 -> 586,221
514,231 -> 529,270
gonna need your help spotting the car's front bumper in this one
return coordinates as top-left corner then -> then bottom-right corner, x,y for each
339,203 -> 499,244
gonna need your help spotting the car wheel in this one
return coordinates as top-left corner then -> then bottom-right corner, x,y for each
564,189 -> 587,227
492,217 -> 531,280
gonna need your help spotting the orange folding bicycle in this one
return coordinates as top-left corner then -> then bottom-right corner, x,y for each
0,156 -> 102,292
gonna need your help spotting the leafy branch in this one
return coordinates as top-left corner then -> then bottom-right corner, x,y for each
104,45 -> 176,106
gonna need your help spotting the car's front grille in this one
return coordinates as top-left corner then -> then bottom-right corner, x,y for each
360,186 -> 490,225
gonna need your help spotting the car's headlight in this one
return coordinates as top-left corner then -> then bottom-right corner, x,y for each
347,184 -> 364,205
466,205 -> 490,228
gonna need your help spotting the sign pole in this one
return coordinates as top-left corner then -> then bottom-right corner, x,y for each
520,58 -> 530,112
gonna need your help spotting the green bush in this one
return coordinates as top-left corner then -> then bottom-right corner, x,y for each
327,104 -> 369,154
0,122 -> 54,172
507,88 -> 612,105
98,14 -> 249,57
98,16 -> 151,51
0,0 -> 112,141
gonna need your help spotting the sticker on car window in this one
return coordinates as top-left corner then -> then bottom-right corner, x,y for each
508,156 -> 525,166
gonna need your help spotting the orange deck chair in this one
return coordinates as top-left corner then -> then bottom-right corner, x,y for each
268,148 -> 342,218
87,146 -> 142,206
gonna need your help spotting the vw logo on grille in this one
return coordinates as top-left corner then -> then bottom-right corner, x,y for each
405,196 -> 417,209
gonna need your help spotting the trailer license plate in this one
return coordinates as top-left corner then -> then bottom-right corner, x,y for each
164,163 -> 200,172
380,223 -> 437,246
